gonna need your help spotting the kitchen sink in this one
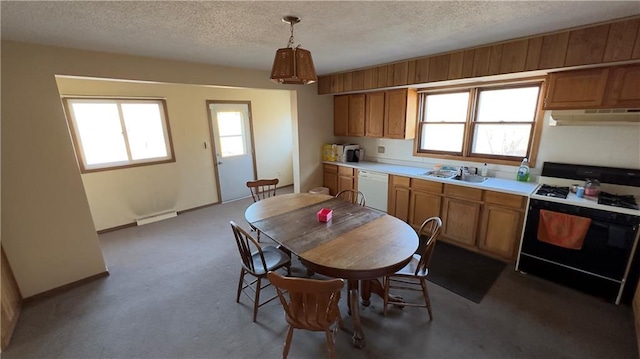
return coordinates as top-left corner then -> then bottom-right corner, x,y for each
453,174 -> 489,183
421,170 -> 457,179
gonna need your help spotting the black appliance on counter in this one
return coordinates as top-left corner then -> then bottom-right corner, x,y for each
517,162 -> 640,304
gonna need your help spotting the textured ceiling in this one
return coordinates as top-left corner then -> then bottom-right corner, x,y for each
2,1 -> 639,75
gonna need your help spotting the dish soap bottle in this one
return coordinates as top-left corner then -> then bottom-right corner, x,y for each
481,163 -> 488,177
516,158 -> 530,182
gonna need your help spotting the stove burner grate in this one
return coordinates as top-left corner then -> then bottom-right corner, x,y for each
598,192 -> 639,210
536,184 -> 570,199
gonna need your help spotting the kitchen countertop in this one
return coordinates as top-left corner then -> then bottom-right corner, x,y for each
324,161 -> 539,197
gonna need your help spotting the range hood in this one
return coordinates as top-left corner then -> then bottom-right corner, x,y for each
549,108 -> 640,126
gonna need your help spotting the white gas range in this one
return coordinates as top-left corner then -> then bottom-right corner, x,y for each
519,162 -> 640,304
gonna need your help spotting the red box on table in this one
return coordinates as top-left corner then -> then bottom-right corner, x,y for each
317,208 -> 332,222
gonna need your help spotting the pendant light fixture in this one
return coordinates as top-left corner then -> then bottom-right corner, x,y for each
270,16 -> 317,85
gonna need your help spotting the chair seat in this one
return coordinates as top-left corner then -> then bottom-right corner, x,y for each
392,254 -> 429,277
250,246 -> 290,275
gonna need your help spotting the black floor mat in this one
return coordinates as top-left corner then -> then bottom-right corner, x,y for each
427,241 -> 506,303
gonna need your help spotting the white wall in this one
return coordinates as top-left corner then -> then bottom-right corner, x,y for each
1,41 -> 333,297
343,111 -> 640,180
56,77 -> 294,230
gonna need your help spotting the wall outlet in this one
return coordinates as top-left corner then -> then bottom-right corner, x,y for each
377,146 -> 385,154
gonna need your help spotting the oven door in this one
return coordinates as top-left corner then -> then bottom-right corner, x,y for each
521,199 -> 638,281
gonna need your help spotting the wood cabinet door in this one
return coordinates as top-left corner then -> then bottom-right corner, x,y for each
1,247 -> 22,350
544,68 -> 609,109
333,95 -> 349,136
478,204 -> 523,261
409,190 -> 442,230
365,91 -> 385,137
441,197 -> 481,247
347,94 -> 365,136
338,174 -> 355,192
604,65 -> 640,107
388,176 -> 411,221
323,164 -> 338,195
384,89 -> 408,139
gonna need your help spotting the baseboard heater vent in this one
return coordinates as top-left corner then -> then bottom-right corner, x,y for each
136,210 -> 177,226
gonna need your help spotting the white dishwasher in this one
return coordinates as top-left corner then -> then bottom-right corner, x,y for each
357,170 -> 389,212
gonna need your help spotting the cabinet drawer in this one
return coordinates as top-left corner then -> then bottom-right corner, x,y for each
443,184 -> 483,201
410,178 -> 443,193
391,175 -> 410,188
324,164 -> 338,174
483,191 -> 526,209
338,166 -> 355,176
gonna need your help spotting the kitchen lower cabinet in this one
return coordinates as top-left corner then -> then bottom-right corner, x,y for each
323,164 -> 357,196
478,191 -> 526,261
388,175 -> 411,221
441,196 -> 482,247
408,178 -> 442,230
338,166 -> 357,192
323,164 -> 339,195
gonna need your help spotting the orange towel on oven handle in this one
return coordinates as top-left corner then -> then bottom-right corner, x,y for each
537,210 -> 592,250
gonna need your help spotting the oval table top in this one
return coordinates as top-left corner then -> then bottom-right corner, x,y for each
244,193 -> 419,280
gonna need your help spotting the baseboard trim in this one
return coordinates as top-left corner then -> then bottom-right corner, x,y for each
177,202 -> 219,215
23,271 -> 110,303
97,222 -> 136,234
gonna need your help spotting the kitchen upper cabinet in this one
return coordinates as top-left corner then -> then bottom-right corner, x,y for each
333,94 -> 365,137
384,89 -> 417,139
333,95 -> 349,136
323,164 -> 339,195
478,191 -> 526,261
603,65 -> 640,107
365,91 -> 385,137
545,64 -> 640,109
336,89 -> 417,139
544,67 -> 609,109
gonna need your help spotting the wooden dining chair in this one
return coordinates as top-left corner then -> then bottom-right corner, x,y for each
335,189 -> 366,207
230,221 -> 291,322
246,178 -> 279,202
246,178 -> 279,241
382,216 -> 442,320
267,271 -> 344,359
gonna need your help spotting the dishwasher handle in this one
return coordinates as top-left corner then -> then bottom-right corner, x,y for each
358,170 -> 388,182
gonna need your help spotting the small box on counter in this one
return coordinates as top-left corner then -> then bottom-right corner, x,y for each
317,208 -> 332,222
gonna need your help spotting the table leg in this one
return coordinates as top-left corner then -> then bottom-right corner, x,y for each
361,278 -> 403,305
348,280 -> 365,348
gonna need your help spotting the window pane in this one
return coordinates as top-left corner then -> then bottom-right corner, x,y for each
220,136 -> 245,157
420,124 -> 465,152
472,123 -> 531,157
72,103 -> 128,165
217,112 -> 243,136
477,86 -> 540,122
425,92 -> 469,123
121,103 -> 168,160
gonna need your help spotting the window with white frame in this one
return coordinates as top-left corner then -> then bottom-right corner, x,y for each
64,98 -> 175,172
416,82 -> 542,163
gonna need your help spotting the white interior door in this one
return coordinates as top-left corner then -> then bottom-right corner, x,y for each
209,102 -> 256,202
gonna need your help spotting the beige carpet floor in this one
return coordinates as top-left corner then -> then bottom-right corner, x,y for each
3,187 -> 638,358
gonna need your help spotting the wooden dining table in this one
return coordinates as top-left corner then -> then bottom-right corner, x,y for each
244,193 -> 419,348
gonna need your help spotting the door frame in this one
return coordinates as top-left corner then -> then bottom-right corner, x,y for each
206,100 -> 258,203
